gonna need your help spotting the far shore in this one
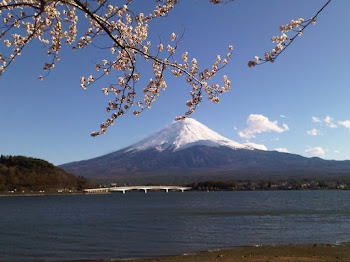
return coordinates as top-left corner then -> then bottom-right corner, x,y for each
2,188 -> 350,197
0,191 -> 100,197
69,244 -> 350,262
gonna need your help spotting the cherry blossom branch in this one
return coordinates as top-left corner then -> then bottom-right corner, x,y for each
248,0 -> 332,67
0,0 -> 233,137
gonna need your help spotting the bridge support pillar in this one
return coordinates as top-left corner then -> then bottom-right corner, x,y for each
122,190 -> 125,194
165,188 -> 169,193
144,189 -> 147,193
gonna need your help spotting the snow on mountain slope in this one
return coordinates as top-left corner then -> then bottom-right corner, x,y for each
127,118 -> 251,152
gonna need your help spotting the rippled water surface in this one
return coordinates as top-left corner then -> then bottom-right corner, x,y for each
1,191 -> 350,261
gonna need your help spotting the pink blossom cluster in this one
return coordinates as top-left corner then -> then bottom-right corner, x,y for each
209,0 -> 235,4
0,0 -> 232,137
248,17 -> 316,67
0,0 -> 79,79
175,45 -> 233,121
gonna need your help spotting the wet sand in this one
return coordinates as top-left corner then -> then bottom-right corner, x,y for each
73,244 -> 350,262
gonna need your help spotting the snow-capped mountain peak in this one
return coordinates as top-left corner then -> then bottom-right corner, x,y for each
127,118 -> 249,152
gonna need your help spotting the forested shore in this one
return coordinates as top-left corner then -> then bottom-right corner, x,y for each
0,155 -> 95,193
188,179 -> 350,191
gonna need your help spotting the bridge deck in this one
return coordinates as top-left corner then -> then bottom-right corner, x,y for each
84,186 -> 192,194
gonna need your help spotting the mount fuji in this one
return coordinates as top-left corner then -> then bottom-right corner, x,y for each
60,118 -> 350,184
126,118 -> 251,152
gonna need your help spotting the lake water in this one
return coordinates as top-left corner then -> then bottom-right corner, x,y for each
1,190 -> 350,261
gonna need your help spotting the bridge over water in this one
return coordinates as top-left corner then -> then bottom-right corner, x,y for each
83,186 -> 192,194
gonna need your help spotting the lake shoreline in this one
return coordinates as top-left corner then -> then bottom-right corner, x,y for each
0,192 -> 91,197
70,243 -> 350,262
2,188 -> 350,197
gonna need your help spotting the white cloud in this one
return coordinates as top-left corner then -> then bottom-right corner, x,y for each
307,128 -> 320,136
238,114 -> 289,139
282,123 -> 289,131
312,115 -> 337,128
324,116 -> 333,124
323,116 -> 337,128
334,150 -> 340,154
244,142 -> 267,151
339,120 -> 350,130
305,147 -> 325,157
312,116 -> 322,123
233,126 -> 238,131
280,115 -> 286,118
274,147 -> 289,153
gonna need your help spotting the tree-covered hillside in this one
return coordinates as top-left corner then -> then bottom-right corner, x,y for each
0,155 -> 95,192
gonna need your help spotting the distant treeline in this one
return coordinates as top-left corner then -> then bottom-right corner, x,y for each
188,179 -> 350,191
0,155 -> 96,192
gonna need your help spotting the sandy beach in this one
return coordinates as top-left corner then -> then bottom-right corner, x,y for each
72,244 -> 350,262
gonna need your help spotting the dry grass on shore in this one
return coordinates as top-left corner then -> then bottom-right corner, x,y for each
74,244 -> 350,262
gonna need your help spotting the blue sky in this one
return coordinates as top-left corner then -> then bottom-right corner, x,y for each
1,0 -> 349,165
